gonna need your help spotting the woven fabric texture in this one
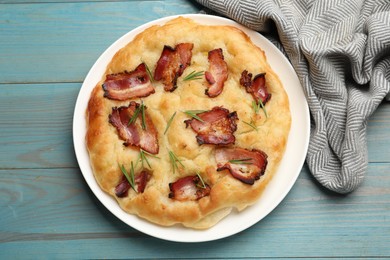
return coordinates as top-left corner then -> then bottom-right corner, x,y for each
195,0 -> 390,193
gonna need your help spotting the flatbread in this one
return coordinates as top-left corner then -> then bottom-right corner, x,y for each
85,17 -> 291,229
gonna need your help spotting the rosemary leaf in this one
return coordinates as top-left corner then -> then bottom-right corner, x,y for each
252,99 -> 268,118
119,163 -> 137,193
185,110 -> 208,114
141,102 -> 146,130
228,158 -> 253,165
168,151 -> 177,174
128,101 -> 147,129
140,150 -> 151,169
252,100 -> 260,114
140,149 -> 160,159
196,171 -> 207,189
164,111 -> 177,135
144,62 -> 154,82
128,104 -> 142,126
168,150 -> 185,174
182,110 -> 207,122
258,99 -> 268,118
242,118 -> 258,132
130,162 -> 136,190
136,149 -> 160,169
183,70 -> 204,81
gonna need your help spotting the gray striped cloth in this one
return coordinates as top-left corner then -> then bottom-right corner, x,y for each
195,0 -> 390,193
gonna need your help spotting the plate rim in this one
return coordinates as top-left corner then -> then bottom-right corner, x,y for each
72,13 -> 310,243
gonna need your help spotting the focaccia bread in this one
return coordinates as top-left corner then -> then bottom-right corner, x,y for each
86,16 -> 291,229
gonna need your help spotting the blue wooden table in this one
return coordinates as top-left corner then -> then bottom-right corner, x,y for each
1,0 -> 389,259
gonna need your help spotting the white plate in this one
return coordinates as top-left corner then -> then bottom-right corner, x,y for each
73,14 -> 310,243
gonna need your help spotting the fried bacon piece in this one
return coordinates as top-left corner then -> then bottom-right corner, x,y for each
115,170 -> 151,197
109,101 -> 159,154
204,48 -> 228,97
184,107 -> 238,145
154,43 -> 194,92
102,63 -> 155,101
168,175 -> 211,201
240,70 -> 271,104
115,176 -> 130,197
215,147 -> 268,185
134,170 -> 151,193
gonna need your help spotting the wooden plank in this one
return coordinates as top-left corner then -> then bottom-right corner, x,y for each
0,83 -> 80,168
0,1 -> 200,84
367,101 -> 390,162
0,164 -> 389,258
0,83 -> 389,168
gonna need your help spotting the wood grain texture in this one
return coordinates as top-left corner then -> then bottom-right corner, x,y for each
0,1 -> 200,84
0,165 -> 389,259
0,0 -> 389,259
0,83 -> 79,168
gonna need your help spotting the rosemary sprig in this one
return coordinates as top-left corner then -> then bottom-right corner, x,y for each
128,101 -> 147,129
182,110 -> 207,122
242,118 -> 258,132
141,102 -> 146,130
128,104 -> 141,126
258,99 -> 268,118
228,158 -> 253,165
119,162 -> 137,193
252,99 -> 268,118
196,171 -> 207,189
252,100 -> 259,114
136,149 -> 160,169
183,70 -> 204,81
168,150 -> 185,174
164,111 -> 177,135
144,62 -> 154,82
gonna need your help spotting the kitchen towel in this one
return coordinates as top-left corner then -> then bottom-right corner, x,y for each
194,0 -> 390,193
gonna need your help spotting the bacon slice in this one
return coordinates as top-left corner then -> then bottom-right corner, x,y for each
115,170 -> 151,197
154,43 -> 194,92
184,107 -> 238,145
115,176 -> 131,197
102,63 -> 155,101
109,101 -> 159,154
240,70 -> 271,104
135,170 -> 151,193
205,48 -> 228,97
169,175 -> 211,201
215,147 -> 268,185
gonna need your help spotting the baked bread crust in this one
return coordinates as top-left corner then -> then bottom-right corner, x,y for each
85,17 -> 291,229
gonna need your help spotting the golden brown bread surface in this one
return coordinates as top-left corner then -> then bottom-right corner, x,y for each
85,17 -> 291,229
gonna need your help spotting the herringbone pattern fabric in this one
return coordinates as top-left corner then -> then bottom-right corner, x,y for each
195,0 -> 390,193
